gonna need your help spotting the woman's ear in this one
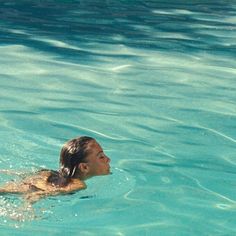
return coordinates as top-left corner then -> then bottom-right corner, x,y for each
78,163 -> 89,174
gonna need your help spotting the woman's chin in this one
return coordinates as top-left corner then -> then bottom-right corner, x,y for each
104,168 -> 111,175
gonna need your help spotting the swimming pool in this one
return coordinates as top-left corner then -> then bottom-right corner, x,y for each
0,0 -> 236,235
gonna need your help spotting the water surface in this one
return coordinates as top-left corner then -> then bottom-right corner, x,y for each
0,1 -> 236,235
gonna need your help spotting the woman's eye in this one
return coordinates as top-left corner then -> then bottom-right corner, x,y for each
99,154 -> 106,159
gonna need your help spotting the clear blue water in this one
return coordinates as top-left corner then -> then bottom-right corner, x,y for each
0,0 -> 236,235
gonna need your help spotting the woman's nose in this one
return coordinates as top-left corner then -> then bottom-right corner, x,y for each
106,156 -> 110,163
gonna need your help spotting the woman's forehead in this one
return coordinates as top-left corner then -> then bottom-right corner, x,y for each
87,140 -> 102,152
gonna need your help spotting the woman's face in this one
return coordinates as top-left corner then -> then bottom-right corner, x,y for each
84,140 -> 111,177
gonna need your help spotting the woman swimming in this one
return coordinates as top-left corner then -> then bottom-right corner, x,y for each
0,136 -> 111,203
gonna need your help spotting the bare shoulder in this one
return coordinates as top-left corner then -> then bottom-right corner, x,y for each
24,179 -> 86,203
0,170 -> 51,194
59,178 -> 86,193
22,170 -> 51,183
0,170 -> 86,204
38,169 -> 53,177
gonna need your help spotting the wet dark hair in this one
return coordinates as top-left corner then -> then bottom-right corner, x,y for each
47,136 -> 95,186
59,136 -> 94,177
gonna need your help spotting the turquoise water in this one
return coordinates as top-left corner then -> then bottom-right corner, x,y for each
0,0 -> 236,235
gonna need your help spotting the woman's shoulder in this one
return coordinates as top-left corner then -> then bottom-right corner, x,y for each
37,169 -> 58,176
27,169 -> 86,193
59,178 -> 86,193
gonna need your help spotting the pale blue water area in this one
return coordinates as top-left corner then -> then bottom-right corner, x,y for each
0,0 -> 236,235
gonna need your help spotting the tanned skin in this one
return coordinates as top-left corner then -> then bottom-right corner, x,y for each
0,140 -> 110,203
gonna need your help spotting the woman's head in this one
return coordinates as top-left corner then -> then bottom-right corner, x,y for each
59,136 -> 110,180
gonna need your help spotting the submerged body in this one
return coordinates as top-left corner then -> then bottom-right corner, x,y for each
0,170 -> 86,203
0,136 -> 110,203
